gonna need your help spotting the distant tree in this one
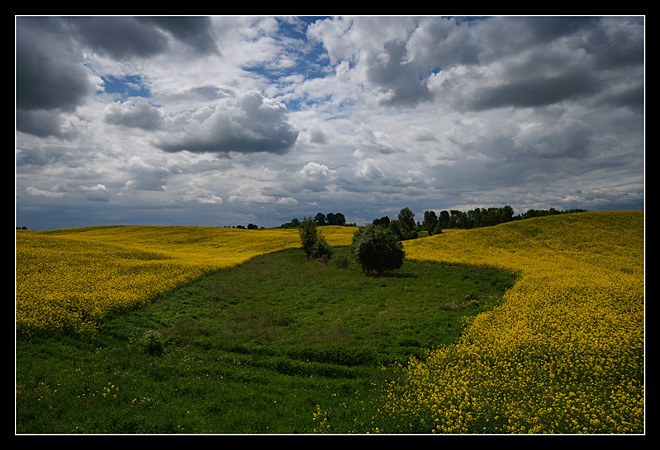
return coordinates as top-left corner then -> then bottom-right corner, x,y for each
247,223 -> 258,230
326,212 -> 346,226
500,205 -> 514,223
395,207 -> 418,240
438,210 -> 450,229
290,218 -> 300,228
314,213 -> 327,226
398,207 -> 416,232
351,224 -> 405,275
373,216 -> 391,227
236,225 -> 245,229
422,210 -> 439,235
450,210 -> 468,228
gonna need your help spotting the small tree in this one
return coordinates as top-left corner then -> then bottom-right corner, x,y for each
299,217 -> 334,261
351,224 -> 405,275
312,235 -> 334,263
299,217 -> 318,258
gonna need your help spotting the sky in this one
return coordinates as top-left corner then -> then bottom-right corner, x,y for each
15,16 -> 645,230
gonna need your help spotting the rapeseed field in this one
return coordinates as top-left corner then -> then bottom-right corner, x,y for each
16,225 -> 356,336
15,212 -> 644,434
378,211 -> 644,433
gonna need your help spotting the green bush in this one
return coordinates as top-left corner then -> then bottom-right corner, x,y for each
299,217 -> 334,262
351,224 -> 405,275
141,330 -> 165,356
312,236 -> 333,263
299,217 -> 318,258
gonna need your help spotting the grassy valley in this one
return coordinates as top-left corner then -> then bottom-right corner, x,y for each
16,247 -> 515,433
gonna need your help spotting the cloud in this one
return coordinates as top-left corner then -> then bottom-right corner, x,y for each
514,118 -> 594,159
299,162 -> 335,180
16,17 -> 95,138
25,186 -> 64,198
15,16 -> 644,230
79,184 -> 110,202
104,99 -> 164,130
123,165 -> 170,191
276,197 -> 298,205
366,40 -> 433,106
228,184 -> 271,204
16,18 -> 95,112
66,17 -> 170,59
157,92 -> 298,155
468,70 -> 602,110
139,16 -> 218,54
16,110 -> 69,138
309,127 -> 328,144
178,187 -> 223,205
354,159 -> 385,180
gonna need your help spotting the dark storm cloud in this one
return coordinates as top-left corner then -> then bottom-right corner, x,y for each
366,40 -> 433,106
16,110 -> 70,138
468,70 -> 602,110
519,16 -> 600,42
478,16 -> 599,60
599,83 -> 644,112
139,16 -> 218,54
66,16 -> 219,59
583,17 -> 644,69
449,17 -> 643,112
16,17 -> 94,112
66,17 -> 170,59
157,92 -> 299,155
516,119 -> 595,160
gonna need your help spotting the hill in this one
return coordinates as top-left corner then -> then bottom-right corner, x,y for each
380,211 -> 644,433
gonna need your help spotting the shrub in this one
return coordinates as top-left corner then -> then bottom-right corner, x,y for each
312,236 -> 334,263
351,224 -> 405,275
299,217 -> 334,262
142,329 -> 165,356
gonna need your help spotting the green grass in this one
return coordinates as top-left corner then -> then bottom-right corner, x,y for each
16,247 -> 516,434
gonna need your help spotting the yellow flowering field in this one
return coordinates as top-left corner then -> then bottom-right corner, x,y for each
380,211 -> 644,433
16,225 -> 356,336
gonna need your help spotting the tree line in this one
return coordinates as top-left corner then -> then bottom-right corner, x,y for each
372,205 -> 587,240
281,212 -> 356,229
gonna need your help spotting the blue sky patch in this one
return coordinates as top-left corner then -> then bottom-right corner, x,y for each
101,75 -> 151,99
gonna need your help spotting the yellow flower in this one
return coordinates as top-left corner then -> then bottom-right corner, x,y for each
380,211 -> 644,434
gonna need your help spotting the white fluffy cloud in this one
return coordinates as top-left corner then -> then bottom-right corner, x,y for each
157,92 -> 298,155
